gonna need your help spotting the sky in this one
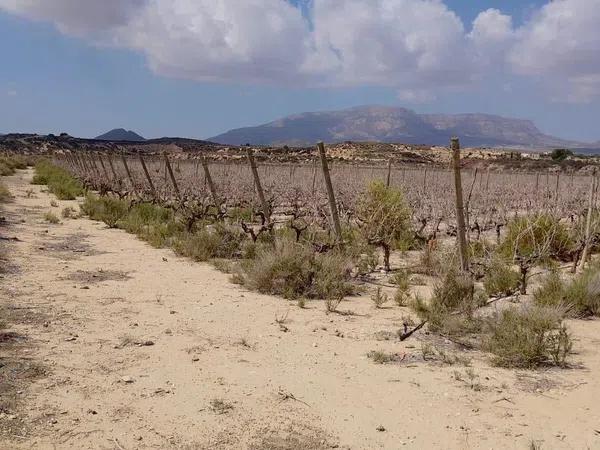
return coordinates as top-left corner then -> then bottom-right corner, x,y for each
0,0 -> 599,143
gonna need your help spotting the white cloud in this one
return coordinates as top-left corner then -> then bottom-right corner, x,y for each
0,0 -> 145,36
1,0 -> 599,103
509,0 -> 600,103
6,89 -> 17,97
304,0 -> 472,90
119,0 -> 311,84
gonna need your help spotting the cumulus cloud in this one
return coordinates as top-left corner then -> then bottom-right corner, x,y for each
0,0 -> 599,102
0,0 -> 145,36
304,0 -> 472,90
119,0 -> 311,84
509,0 -> 600,102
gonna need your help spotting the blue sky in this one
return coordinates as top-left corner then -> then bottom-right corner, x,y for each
1,0 -> 599,143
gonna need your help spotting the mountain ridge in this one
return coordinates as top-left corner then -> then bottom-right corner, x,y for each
210,105 -> 586,149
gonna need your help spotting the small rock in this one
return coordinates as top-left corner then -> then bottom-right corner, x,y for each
81,286 -> 90,290
121,376 -> 134,384
165,329 -> 172,335
376,425 -> 386,432
312,343 -> 318,348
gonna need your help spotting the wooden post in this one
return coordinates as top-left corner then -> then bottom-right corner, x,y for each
88,153 -> 101,177
385,159 -> 392,188
311,158 -> 318,195
164,153 -> 181,199
422,167 -> 428,191
555,173 -> 561,208
120,153 -> 138,197
97,153 -> 110,180
139,153 -> 157,199
317,142 -> 342,242
107,153 -> 118,180
246,148 -> 270,224
451,137 -> 469,272
580,170 -> 597,271
200,156 -> 219,206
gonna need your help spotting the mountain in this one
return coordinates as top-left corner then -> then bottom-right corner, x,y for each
210,105 -> 584,149
95,128 -> 145,142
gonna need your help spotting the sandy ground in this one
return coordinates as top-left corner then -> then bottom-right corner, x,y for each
1,168 -> 600,450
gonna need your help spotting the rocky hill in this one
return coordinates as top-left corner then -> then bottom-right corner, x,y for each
210,105 -> 584,149
95,128 -> 145,142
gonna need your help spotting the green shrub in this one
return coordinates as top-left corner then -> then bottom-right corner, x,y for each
411,268 -> 482,336
356,181 -> 412,271
499,213 -> 573,294
44,212 -> 60,224
81,194 -> 129,228
243,239 -> 354,300
535,267 -> 600,318
33,160 -> 83,200
0,155 -> 30,176
484,305 -> 572,368
565,268 -> 600,317
533,271 -> 566,308
483,259 -> 520,297
371,287 -> 389,308
499,213 -> 573,263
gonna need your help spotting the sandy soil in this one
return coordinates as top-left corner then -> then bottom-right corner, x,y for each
1,168 -> 600,450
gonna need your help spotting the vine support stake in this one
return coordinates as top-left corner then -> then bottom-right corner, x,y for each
246,148 -> 270,224
164,153 -> 181,200
386,159 -> 392,187
580,169 -> 597,272
139,153 -> 157,200
450,137 -> 469,272
200,156 -> 219,206
317,141 -> 342,243
120,152 -> 139,198
97,152 -> 110,180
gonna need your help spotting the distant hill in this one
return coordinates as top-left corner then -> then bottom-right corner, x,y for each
210,105 -> 586,149
95,128 -> 145,142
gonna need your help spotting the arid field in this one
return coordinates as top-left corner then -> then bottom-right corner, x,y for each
1,151 -> 600,450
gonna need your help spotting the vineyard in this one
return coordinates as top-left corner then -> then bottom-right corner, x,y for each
55,146 -> 594,243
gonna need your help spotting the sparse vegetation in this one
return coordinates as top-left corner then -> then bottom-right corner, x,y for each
44,212 -> 60,224
411,268 -> 482,336
483,258 -> 520,297
0,182 -> 11,203
61,206 -> 77,219
370,287 -> 389,308
367,350 -> 402,364
243,239 -> 354,300
499,214 -> 573,294
33,160 -> 84,200
534,266 -> 600,317
483,305 -> 572,368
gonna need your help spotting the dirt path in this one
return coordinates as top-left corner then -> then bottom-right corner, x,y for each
1,168 -> 600,449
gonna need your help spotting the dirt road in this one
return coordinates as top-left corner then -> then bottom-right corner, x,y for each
1,168 -> 600,449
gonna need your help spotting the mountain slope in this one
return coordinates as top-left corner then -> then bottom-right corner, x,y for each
95,128 -> 145,142
210,106 -> 583,148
